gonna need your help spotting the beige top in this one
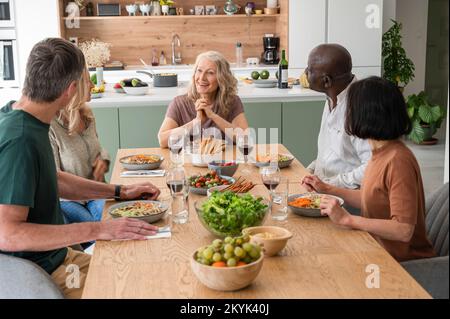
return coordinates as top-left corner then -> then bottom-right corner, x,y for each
49,117 -> 110,181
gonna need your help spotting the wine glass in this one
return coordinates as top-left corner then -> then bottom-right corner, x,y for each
168,133 -> 183,166
260,165 -> 281,198
237,134 -> 254,175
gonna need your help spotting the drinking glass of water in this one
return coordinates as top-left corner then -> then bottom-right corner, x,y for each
269,176 -> 289,222
166,167 -> 189,224
168,133 -> 183,166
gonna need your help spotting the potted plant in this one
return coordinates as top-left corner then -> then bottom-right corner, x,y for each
406,91 -> 446,145
382,19 -> 415,91
160,0 -> 174,15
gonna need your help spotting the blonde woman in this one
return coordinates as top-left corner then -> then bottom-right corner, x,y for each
49,68 -> 110,226
158,51 -> 249,148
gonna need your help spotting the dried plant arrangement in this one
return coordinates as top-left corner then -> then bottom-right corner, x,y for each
79,39 -> 111,68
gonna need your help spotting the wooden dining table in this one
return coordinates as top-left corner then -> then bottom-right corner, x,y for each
82,144 -> 430,299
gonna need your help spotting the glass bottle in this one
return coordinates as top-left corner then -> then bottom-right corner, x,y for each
159,51 -> 167,65
236,42 -> 243,67
151,48 -> 159,66
278,49 -> 288,89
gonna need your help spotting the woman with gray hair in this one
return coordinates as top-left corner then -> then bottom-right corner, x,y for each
49,67 -> 110,227
158,51 -> 249,147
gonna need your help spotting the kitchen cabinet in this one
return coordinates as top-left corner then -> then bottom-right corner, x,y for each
327,0 -> 383,67
243,102 -> 282,144
91,107 -> 120,182
289,0 -> 383,71
119,105 -> 167,149
289,0 -> 327,69
282,100 -> 325,166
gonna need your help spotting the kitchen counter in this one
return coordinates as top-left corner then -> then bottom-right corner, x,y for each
89,82 -> 325,108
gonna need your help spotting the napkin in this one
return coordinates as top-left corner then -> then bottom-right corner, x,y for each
120,170 -> 166,178
146,226 -> 171,240
112,226 -> 171,241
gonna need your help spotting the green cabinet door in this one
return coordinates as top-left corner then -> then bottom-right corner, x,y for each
243,102 -> 282,144
282,101 -> 325,166
91,107 -> 120,182
119,105 -> 167,149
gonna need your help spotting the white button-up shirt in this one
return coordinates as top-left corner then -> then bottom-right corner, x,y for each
307,78 -> 371,189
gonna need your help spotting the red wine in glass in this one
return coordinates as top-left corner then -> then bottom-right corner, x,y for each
263,180 -> 279,191
238,144 -> 253,156
167,180 -> 184,193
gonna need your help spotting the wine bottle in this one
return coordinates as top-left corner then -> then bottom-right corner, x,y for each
278,49 -> 288,89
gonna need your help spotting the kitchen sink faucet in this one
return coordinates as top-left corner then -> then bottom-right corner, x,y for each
171,34 -> 182,65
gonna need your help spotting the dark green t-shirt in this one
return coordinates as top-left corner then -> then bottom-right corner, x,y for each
0,101 -> 67,274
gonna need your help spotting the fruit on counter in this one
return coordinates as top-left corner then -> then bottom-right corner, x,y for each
260,70 -> 270,80
90,73 -> 97,85
120,78 -> 148,88
195,234 -> 262,267
131,78 -> 145,87
91,84 -> 105,94
114,83 -> 122,89
299,72 -> 309,88
251,71 -> 260,80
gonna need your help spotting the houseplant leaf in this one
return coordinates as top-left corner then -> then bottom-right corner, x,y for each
430,105 -> 442,122
407,105 -> 415,118
408,120 -> 425,144
418,105 -> 432,124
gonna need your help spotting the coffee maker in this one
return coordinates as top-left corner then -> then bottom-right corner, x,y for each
261,34 -> 280,64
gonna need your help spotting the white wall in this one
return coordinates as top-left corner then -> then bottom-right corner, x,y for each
15,0 -> 60,87
395,0 -> 429,97
382,0 -> 396,34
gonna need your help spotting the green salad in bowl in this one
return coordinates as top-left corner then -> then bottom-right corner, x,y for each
195,191 -> 269,237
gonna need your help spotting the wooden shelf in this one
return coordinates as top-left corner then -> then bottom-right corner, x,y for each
62,14 -> 280,21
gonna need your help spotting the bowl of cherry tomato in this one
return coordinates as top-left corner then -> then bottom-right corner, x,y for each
188,171 -> 235,196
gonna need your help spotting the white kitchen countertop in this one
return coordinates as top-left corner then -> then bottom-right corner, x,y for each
88,82 -> 325,108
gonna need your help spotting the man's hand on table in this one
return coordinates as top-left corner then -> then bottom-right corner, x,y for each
96,218 -> 158,240
120,182 -> 161,201
301,175 -> 332,193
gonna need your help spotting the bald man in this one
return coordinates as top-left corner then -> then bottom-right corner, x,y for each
302,44 -> 371,190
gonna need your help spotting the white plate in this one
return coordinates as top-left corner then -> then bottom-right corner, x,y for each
253,79 -> 277,88
123,86 -> 149,95
91,93 -> 103,99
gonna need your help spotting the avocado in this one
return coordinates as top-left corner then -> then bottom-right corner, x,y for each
90,73 -> 97,85
120,78 -> 133,87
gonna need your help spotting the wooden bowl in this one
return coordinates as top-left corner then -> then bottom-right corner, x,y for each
190,251 -> 264,291
243,226 -> 292,257
264,7 -> 278,15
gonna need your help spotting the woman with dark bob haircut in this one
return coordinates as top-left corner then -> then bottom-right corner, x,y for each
302,76 -> 435,262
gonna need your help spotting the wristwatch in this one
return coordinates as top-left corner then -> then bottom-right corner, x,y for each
114,185 -> 122,201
